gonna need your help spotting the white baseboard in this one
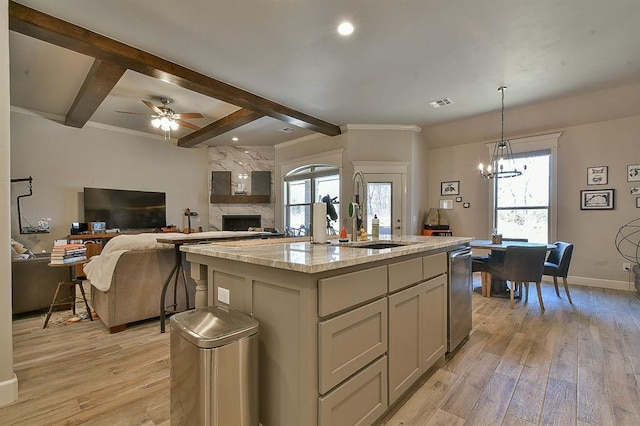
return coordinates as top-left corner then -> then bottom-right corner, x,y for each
0,374 -> 18,407
543,275 -> 635,292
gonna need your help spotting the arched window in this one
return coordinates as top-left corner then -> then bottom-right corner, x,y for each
284,165 -> 340,236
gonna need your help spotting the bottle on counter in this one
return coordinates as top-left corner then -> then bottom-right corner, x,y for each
372,215 -> 380,239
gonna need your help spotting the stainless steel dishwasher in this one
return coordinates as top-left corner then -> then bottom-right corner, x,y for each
448,247 -> 472,353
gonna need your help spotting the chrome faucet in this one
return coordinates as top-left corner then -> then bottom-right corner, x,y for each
351,170 -> 368,238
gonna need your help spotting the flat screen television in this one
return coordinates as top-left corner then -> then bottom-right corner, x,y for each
83,187 -> 166,231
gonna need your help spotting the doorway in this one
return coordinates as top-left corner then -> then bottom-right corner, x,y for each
365,173 -> 403,236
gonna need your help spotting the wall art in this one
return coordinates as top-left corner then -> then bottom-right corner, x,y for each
587,166 -> 608,185
580,189 -> 615,210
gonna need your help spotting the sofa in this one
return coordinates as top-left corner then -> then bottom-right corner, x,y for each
11,254 -> 72,315
85,234 -> 195,333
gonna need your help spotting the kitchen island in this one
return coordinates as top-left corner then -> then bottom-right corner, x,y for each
181,235 -> 472,426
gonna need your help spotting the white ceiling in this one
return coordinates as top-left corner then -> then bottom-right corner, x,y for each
9,0 -> 640,147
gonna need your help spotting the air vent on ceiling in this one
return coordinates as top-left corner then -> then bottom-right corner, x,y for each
279,127 -> 295,133
428,98 -> 453,108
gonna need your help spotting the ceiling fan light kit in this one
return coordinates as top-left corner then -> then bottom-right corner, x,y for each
478,86 -> 525,179
117,97 -> 203,138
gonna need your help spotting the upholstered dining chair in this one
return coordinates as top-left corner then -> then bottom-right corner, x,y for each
487,245 -> 548,309
543,241 -> 574,304
471,238 -> 529,296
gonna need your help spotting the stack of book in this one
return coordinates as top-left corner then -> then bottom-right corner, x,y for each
50,243 -> 87,265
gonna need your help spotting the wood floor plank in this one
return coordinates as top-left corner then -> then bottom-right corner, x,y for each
384,369 -> 460,425
465,372 -> 517,425
495,331 -> 531,379
424,408 -> 464,426
540,377 -> 577,425
501,412 -> 537,425
577,357 -> 615,425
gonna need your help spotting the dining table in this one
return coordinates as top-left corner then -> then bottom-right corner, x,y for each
470,239 -> 556,298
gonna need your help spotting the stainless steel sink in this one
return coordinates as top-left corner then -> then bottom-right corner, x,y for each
343,241 -> 412,250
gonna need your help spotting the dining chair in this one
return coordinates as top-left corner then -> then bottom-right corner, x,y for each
472,238 -> 528,296
487,245 -> 548,309
543,241 -> 574,304
472,255 -> 490,296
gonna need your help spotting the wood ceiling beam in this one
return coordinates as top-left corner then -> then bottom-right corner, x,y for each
178,109 -> 265,148
65,59 -> 126,128
9,1 -> 342,137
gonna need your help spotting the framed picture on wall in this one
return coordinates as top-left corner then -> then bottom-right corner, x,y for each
580,189 -> 615,210
631,187 -> 640,195
628,164 -> 640,182
587,166 -> 608,185
441,181 -> 460,196
637,197 -> 640,208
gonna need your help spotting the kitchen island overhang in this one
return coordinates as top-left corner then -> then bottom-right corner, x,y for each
180,235 -> 472,426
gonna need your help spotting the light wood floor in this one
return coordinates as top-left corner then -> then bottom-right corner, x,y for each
3,276 -> 640,425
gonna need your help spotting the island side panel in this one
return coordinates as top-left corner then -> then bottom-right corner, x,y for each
186,253 -> 319,426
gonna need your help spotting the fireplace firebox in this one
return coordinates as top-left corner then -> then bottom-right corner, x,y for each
222,215 -> 261,231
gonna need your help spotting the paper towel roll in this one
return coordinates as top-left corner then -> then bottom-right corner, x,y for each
312,202 -> 328,244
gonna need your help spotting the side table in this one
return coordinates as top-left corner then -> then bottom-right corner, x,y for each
44,260 -> 93,329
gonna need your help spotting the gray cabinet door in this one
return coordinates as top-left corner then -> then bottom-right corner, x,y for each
421,274 -> 447,371
388,284 -> 422,403
388,274 -> 447,404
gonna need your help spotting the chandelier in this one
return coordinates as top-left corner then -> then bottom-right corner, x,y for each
478,86 -> 524,179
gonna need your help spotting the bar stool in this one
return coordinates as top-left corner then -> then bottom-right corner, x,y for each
44,260 -> 93,329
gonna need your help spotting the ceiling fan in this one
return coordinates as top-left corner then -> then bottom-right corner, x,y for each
117,98 -> 204,132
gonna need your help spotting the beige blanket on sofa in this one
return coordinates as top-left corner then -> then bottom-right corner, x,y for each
84,233 -> 180,291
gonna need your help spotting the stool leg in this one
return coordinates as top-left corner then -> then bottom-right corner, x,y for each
77,281 -> 93,321
44,282 -> 64,329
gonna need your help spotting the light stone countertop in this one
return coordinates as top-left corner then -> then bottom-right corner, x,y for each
181,235 -> 473,274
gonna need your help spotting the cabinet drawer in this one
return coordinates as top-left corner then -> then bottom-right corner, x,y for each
318,356 -> 388,426
319,298 -> 387,394
423,252 -> 447,280
318,265 -> 387,317
388,257 -> 423,293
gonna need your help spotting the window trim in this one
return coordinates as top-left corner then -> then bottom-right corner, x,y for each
486,132 -> 561,242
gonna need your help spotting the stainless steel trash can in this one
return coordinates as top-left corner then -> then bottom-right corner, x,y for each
170,305 -> 259,426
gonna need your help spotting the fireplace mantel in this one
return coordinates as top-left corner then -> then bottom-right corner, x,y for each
210,194 -> 270,203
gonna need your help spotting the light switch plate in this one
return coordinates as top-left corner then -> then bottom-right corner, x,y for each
439,199 -> 453,210
217,287 -> 230,304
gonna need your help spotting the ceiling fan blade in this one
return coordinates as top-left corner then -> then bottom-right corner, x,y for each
142,100 -> 163,115
173,112 -> 204,119
176,119 -> 201,131
115,110 -> 153,116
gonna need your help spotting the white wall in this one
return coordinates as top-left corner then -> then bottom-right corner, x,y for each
10,110 -> 209,253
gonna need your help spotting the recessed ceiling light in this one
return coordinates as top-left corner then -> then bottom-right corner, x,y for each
428,98 -> 453,108
232,136 -> 239,141
337,21 -> 354,36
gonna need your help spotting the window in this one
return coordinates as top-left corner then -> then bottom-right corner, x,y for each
494,150 -> 550,243
284,165 -> 340,236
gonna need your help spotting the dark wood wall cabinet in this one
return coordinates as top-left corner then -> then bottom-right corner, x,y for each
210,170 -> 271,203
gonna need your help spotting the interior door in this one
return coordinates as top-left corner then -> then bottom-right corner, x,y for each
365,173 -> 403,237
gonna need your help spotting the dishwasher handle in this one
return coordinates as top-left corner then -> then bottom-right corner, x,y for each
450,248 -> 472,259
